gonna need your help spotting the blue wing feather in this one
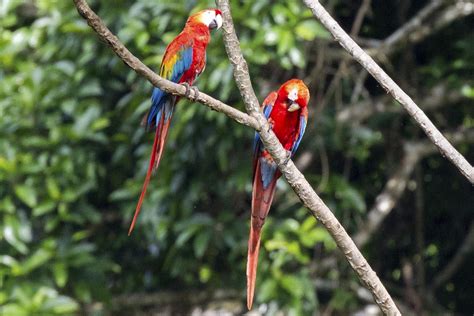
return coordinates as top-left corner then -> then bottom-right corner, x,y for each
291,114 -> 307,156
146,45 -> 193,128
260,157 -> 278,189
169,47 -> 193,83
253,92 -> 277,188
253,99 -> 274,155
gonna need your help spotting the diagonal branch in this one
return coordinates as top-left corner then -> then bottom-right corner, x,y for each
216,1 -> 400,314
302,0 -> 474,183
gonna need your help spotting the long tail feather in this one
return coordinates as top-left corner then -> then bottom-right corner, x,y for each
128,106 -> 174,236
247,222 -> 262,310
247,159 -> 279,310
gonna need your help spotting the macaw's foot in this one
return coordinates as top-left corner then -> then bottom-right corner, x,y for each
181,83 -> 199,101
266,119 -> 274,133
283,150 -> 292,165
190,86 -> 200,101
181,82 -> 191,98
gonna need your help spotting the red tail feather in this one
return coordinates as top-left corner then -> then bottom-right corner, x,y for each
128,115 -> 172,236
247,160 -> 279,309
247,223 -> 262,310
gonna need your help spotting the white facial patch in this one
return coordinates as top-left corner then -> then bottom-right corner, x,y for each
214,14 -> 223,29
199,10 -> 221,29
288,88 -> 298,101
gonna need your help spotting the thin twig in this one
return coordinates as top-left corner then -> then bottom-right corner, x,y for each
431,222 -> 474,289
382,0 -> 445,49
302,0 -> 474,183
354,129 -> 474,247
364,0 -> 474,55
318,0 -> 372,111
414,165 -> 426,301
216,0 -> 400,314
337,81 -> 465,124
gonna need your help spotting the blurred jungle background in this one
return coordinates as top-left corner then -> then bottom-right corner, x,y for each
1,0 -> 473,315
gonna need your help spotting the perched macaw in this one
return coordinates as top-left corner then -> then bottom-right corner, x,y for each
247,79 -> 310,309
128,9 -> 223,235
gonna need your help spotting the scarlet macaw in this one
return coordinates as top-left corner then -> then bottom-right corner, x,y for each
247,79 -> 310,309
128,9 -> 223,235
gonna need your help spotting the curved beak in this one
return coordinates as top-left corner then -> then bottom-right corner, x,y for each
287,101 -> 301,112
210,14 -> 223,30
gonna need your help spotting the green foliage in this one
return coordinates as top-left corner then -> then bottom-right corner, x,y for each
1,0 -> 473,314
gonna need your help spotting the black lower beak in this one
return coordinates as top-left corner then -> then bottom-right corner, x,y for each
287,100 -> 301,112
209,20 -> 218,30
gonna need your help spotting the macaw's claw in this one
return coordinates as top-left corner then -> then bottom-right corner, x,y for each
181,83 -> 200,101
190,86 -> 200,101
284,150 -> 292,165
266,119 -> 274,133
181,82 -> 191,98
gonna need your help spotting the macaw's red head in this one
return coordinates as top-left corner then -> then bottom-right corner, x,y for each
186,9 -> 223,30
277,79 -> 310,112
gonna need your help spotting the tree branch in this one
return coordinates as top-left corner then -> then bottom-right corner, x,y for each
302,0 -> 474,183
216,1 -> 399,314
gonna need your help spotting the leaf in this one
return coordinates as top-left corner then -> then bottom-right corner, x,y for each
277,29 -> 294,55
289,47 -> 305,68
53,262 -> 68,288
14,184 -> 37,208
14,249 -> 53,276
33,201 -> 56,217
109,188 -> 135,201
461,84 -> 474,99
341,186 -> 366,213
301,216 -> 317,232
330,288 -> 357,310
175,226 -> 199,247
199,265 -> 211,283
43,295 -> 79,314
3,219 -> 28,254
46,178 -> 61,200
295,20 -> 330,41
193,231 -> 211,259
280,275 -> 304,298
259,278 -> 278,301
0,255 -> 18,267
0,304 -> 29,316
